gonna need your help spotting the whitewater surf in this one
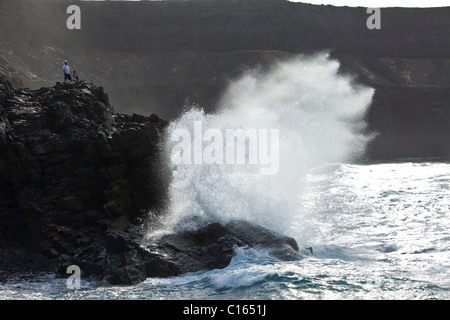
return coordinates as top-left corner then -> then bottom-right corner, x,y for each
2,54 -> 449,301
158,52 -> 374,239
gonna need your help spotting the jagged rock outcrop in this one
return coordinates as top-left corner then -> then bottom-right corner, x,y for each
0,77 -> 299,285
103,220 -> 299,285
0,78 -> 169,283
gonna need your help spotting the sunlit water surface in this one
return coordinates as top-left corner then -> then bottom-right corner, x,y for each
1,161 -> 448,300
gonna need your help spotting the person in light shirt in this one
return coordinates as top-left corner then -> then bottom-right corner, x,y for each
63,60 -> 71,82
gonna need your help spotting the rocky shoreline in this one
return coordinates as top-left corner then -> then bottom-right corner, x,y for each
1,0 -> 449,286
0,76 -> 299,285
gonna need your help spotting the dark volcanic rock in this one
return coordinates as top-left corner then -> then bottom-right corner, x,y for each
365,86 -> 450,159
0,74 -> 13,107
148,221 -> 299,274
1,0 -> 450,159
0,78 -> 170,283
101,220 -> 300,285
0,77 -> 299,285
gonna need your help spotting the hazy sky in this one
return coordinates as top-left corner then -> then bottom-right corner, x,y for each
294,0 -> 450,7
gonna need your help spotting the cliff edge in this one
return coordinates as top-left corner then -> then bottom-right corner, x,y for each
0,76 -> 300,284
0,76 -> 169,283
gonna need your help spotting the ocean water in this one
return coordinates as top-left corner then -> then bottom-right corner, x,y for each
1,161 -> 449,300
1,54 -> 449,300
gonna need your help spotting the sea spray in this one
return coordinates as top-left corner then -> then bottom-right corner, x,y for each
159,53 -> 375,237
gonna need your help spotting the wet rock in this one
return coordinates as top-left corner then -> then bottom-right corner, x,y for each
98,220 -> 300,285
0,79 -> 169,284
0,76 -> 300,286
140,221 -> 300,280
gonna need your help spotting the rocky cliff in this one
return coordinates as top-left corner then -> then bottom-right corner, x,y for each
1,0 -> 449,285
0,76 -> 300,284
0,0 -> 449,159
0,76 -> 166,282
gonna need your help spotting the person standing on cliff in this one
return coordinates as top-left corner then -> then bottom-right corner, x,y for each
63,60 -> 71,82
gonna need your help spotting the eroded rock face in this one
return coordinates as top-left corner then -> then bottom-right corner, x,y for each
0,79 -> 169,283
0,78 -> 300,285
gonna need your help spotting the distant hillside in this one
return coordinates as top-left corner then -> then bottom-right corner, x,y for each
1,0 -> 449,159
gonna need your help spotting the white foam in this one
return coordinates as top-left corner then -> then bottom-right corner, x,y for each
160,53 -> 375,237
140,247 -> 279,290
